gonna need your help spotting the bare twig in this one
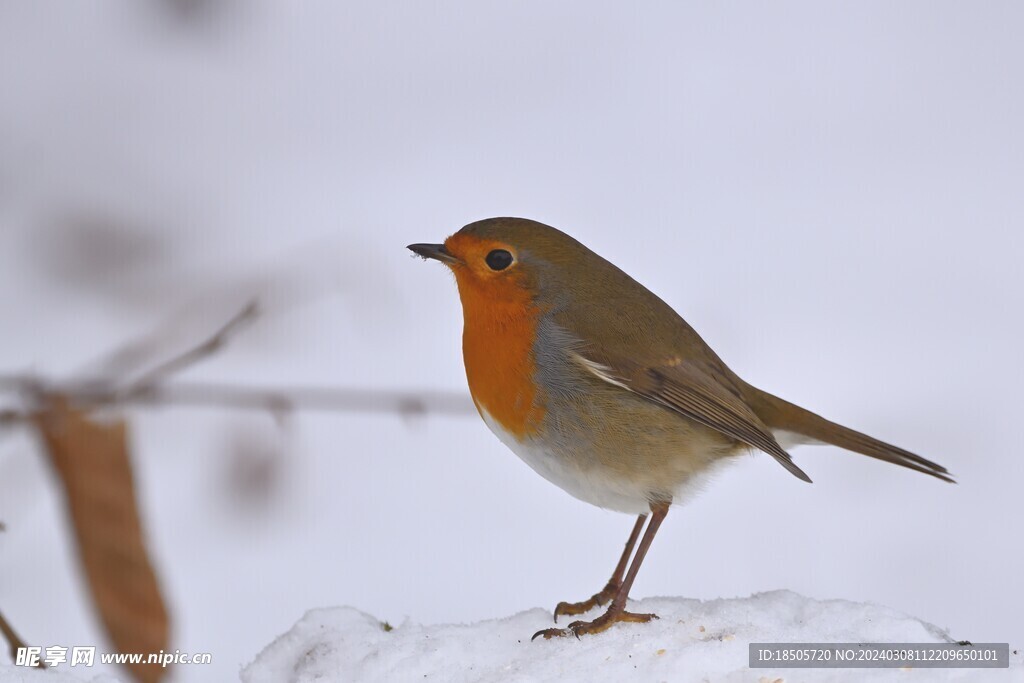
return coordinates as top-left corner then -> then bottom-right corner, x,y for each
0,374 -> 36,394
123,300 -> 260,394
2,380 -> 474,422
113,382 -> 474,416
0,409 -> 27,426
0,609 -> 42,667
0,300 -> 475,423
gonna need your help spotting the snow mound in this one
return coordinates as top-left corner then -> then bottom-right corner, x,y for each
242,591 -> 1022,682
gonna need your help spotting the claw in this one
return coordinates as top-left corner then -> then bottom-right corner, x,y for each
533,609 -> 659,640
552,581 -> 618,623
531,627 -> 568,641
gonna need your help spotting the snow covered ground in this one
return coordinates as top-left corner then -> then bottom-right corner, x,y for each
4,591 -> 1019,682
240,592 -> 1023,683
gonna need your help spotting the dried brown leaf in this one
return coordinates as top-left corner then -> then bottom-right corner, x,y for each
36,399 -> 169,683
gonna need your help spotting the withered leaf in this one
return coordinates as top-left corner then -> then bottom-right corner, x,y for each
35,399 -> 169,683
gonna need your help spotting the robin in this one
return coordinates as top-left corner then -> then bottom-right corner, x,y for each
408,217 -> 952,640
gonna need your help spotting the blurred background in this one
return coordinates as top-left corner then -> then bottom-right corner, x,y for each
1,1 -> 1022,681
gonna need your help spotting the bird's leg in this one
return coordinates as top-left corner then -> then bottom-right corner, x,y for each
552,514 -> 646,622
534,500 -> 670,640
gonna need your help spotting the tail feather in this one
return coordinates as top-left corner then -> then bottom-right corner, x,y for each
742,384 -> 954,483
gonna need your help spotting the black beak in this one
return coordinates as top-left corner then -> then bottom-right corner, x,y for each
407,243 -> 458,264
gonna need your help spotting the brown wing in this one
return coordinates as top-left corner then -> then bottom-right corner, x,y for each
578,354 -> 812,482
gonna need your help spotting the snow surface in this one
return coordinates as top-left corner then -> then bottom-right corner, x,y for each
242,591 -> 1023,683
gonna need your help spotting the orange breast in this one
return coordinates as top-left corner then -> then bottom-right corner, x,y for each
455,275 -> 546,439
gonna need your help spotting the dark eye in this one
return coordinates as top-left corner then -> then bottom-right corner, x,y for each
485,249 -> 514,271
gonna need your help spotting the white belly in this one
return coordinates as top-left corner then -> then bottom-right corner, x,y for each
479,407 -> 665,514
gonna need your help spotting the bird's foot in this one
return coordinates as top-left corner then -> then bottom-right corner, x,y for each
552,581 -> 619,622
532,607 -> 658,640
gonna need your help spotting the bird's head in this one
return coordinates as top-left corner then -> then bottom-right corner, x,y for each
408,217 -> 593,309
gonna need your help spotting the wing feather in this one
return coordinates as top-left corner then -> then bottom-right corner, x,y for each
575,353 -> 812,482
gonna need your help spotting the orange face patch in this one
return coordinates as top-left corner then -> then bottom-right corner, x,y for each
443,233 -> 545,438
